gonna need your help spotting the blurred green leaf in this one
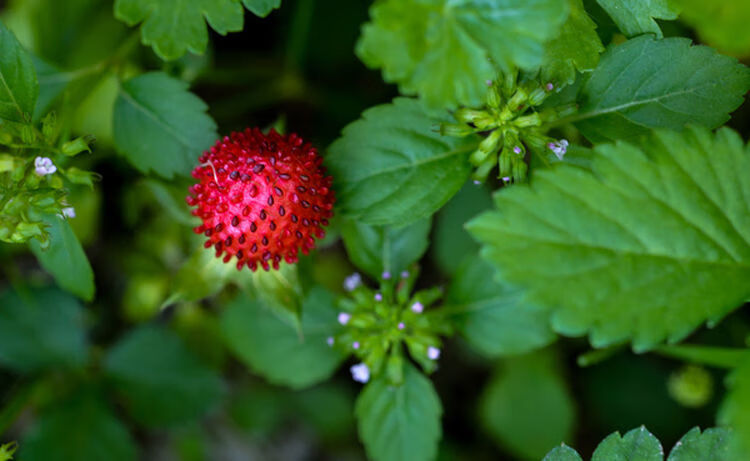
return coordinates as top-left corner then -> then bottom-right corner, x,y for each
242,0 -> 281,17
469,127 -> 750,351
543,445 -> 583,461
676,1 -> 750,58
572,36 -> 750,143
0,19 -> 38,123
169,246 -> 238,304
32,56 -> 69,120
113,72 -> 217,179
355,0 -> 568,109
447,256 -> 554,358
480,352 -> 576,459
20,390 -> 136,461
221,286 -> 344,389
327,98 -> 476,226
29,214 -> 95,301
0,442 -> 17,461
0,287 -> 87,373
341,217 -> 430,280
719,358 -> 750,457
104,325 -> 225,427
595,0 -> 678,37
355,364 -> 442,461
293,384 -> 355,441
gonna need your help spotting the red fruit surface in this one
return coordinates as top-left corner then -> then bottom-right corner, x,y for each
186,128 -> 334,271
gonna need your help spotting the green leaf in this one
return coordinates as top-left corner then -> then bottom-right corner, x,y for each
480,352 -> 576,459
666,427 -> 731,461
572,36 -> 750,143
104,325 -> 225,427
595,0 -> 679,37
113,71 -> 218,179
675,1 -> 750,58
469,127 -> 750,351
543,445 -> 583,461
447,256 -> 555,358
0,442 -> 17,461
341,217 -> 431,280
0,20 -> 38,123
242,0 -> 281,17
21,390 -> 136,461
32,57 -> 68,120
355,364 -> 442,461
355,0 -> 568,110
720,358 -> 750,456
326,98 -> 476,226
169,245 -> 238,304
0,287 -> 87,373
29,214 -> 95,301
592,427 -> 663,460
220,286 -> 344,389
541,0 -> 604,86
114,0 -> 243,61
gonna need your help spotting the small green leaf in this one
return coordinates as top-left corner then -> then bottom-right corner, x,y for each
573,35 -> 750,143
592,427 -> 662,461
113,72 -> 218,179
469,127 -> 750,351
356,0 -> 568,110
104,325 -> 225,427
355,364 -> 442,461
480,352 -> 576,459
543,445 -> 583,461
20,390 -> 136,461
242,0 -> 281,17
29,214 -> 95,301
541,0 -> 604,86
596,0 -> 679,37
0,442 -> 17,461
676,1 -> 750,58
326,98 -> 476,226
0,20 -> 37,123
220,286 -> 344,389
666,427 -> 731,461
341,217 -> 431,280
447,256 -> 555,358
0,287 -> 88,373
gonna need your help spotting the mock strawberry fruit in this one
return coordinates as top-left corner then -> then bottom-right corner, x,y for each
186,128 -> 334,271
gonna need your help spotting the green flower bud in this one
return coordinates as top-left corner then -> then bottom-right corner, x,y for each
478,129 -> 502,154
528,87 -> 547,106
386,351 -> 404,385
65,167 -> 97,188
499,150 -> 512,177
439,123 -> 475,137
512,158 -> 528,183
486,84 -> 502,109
62,135 -> 94,157
454,108 -> 489,124
514,112 -> 542,128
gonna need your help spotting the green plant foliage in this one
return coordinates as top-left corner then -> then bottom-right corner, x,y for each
104,325 -> 225,427
676,1 -> 750,58
543,426 -> 731,460
242,0 -> 281,17
469,127 -> 750,351
595,0 -> 679,38
0,20 -> 38,123
340,217 -> 430,280
220,286 -> 344,389
20,390 -> 137,461
573,36 -> 750,143
0,287 -> 88,373
719,358 -> 750,457
113,72 -> 217,179
355,364 -> 442,461
355,0 -> 568,110
29,214 -> 94,301
326,98 -> 476,226
446,256 -> 554,357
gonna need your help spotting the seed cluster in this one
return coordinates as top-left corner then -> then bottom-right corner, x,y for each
187,128 -> 334,271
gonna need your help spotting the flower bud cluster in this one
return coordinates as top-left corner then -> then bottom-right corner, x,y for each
331,267 -> 450,385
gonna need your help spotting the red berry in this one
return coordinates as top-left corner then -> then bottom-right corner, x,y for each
187,128 -> 334,271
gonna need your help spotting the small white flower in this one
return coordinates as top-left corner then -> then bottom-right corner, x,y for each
398,322 -> 405,330
34,157 -> 56,176
61,207 -> 76,219
411,302 -> 424,314
350,363 -> 370,383
513,146 -> 522,154
343,273 -> 362,292
352,341 -> 360,350
473,180 -> 481,185
547,139 -> 569,160
502,176 -> 512,183
545,82 -> 554,91
374,293 -> 383,302
326,337 -> 334,346
337,312 -> 351,325
382,271 -> 391,280
427,346 -> 441,360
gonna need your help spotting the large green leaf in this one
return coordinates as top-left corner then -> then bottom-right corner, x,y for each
0,288 -> 88,373
447,256 -> 554,358
112,72 -> 217,179
355,0 -> 568,110
676,1 -> 750,58
341,217 -> 431,280
355,364 -> 442,461
541,0 -> 604,86
596,0 -> 679,37
0,20 -> 37,123
326,98 -> 476,226
104,325 -> 225,427
572,36 -> 750,143
480,352 -> 576,460
221,286 -> 344,389
21,391 -> 136,461
29,214 -> 95,301
469,127 -> 750,351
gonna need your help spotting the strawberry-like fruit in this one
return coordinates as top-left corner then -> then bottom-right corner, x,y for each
187,128 -> 334,271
